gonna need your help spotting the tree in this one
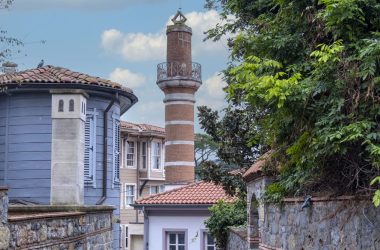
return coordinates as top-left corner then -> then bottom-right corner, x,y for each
197,105 -> 262,199
0,0 -> 24,64
194,133 -> 218,168
204,199 -> 246,249
204,0 -> 380,206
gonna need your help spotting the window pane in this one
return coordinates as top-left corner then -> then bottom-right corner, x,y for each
169,246 -> 176,250
178,246 -> 184,250
169,233 -> 176,244
178,233 -> 185,244
207,233 -> 214,245
207,247 -> 214,250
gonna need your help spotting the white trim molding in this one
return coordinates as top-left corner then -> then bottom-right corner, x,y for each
165,120 -> 194,126
165,140 -> 194,146
165,161 -> 195,167
164,93 -> 195,103
165,101 -> 194,106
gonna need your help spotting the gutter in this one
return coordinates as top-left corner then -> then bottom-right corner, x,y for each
96,95 -> 117,205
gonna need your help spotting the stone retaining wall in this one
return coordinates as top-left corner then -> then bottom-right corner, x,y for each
226,226 -> 248,250
260,197 -> 380,249
8,206 -> 114,250
0,187 -> 10,249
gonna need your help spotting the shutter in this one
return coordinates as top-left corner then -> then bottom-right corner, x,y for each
113,118 -> 121,186
84,111 -> 97,187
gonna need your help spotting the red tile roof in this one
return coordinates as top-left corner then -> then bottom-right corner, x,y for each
121,121 -> 165,135
135,181 -> 235,205
243,151 -> 273,181
0,65 -> 134,95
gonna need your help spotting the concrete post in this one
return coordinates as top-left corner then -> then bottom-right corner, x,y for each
50,91 -> 87,205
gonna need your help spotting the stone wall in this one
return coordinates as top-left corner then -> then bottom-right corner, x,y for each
8,205 -> 114,250
226,226 -> 248,250
0,187 -> 10,249
260,197 -> 380,250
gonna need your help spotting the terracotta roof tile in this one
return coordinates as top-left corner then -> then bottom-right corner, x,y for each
0,65 -> 133,95
243,151 -> 273,181
121,121 -> 165,135
135,181 -> 235,205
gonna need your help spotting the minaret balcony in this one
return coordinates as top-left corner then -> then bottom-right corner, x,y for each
157,62 -> 202,83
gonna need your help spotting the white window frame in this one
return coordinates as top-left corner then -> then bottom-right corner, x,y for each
151,141 -> 162,171
141,141 -> 147,170
164,229 -> 187,250
125,225 -> 129,250
84,109 -> 97,188
203,232 -> 216,250
150,185 -> 165,195
112,116 -> 121,188
124,183 -> 136,208
125,140 -> 136,168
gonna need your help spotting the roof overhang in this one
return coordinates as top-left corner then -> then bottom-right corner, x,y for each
2,83 -> 138,114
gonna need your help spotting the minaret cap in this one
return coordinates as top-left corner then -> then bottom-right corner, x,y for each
167,10 -> 192,34
171,10 -> 187,24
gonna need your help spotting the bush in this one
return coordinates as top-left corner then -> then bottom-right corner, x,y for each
205,199 -> 246,249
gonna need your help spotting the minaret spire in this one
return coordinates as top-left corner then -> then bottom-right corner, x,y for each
157,11 -> 202,187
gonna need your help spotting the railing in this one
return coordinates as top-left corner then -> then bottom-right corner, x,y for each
157,62 -> 201,82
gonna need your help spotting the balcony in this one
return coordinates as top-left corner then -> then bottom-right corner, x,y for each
157,62 -> 201,82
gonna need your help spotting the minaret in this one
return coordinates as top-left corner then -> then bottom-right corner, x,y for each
157,11 -> 202,187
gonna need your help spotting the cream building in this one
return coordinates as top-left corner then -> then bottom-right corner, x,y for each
119,121 -> 166,250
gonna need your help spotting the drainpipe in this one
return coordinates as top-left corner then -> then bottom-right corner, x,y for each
136,136 -> 141,223
96,95 -> 117,205
143,207 -> 149,250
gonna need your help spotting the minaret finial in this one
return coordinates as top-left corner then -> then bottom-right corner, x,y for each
171,10 -> 187,24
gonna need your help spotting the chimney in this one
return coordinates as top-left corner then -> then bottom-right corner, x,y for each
157,11 -> 202,186
2,61 -> 18,73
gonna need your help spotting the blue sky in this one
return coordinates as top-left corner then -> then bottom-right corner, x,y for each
0,0 -> 229,130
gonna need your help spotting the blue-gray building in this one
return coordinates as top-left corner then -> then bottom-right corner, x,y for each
0,65 -> 138,248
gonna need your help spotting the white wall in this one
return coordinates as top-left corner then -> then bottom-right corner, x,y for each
149,215 -> 209,250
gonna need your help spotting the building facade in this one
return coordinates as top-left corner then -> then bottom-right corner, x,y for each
0,65 -> 138,249
133,181 -> 235,250
119,122 -> 166,249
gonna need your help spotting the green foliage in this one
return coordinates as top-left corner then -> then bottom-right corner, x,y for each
0,0 -> 24,63
204,0 -> 380,202
205,199 -> 247,249
194,133 -> 218,170
262,183 -> 286,204
199,161 -> 246,199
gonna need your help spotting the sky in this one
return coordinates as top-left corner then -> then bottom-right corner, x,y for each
0,0 -> 229,131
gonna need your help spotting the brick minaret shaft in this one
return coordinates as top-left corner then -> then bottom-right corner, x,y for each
157,11 -> 202,185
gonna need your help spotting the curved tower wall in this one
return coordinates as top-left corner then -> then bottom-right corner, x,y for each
157,12 -> 202,185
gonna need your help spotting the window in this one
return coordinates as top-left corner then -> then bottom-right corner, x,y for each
125,226 -> 129,249
125,184 -> 135,207
150,185 -> 165,195
167,232 -> 186,250
152,142 -> 161,170
84,111 -> 97,187
141,142 -> 147,169
204,233 -> 216,250
126,141 -> 135,167
58,99 -> 64,112
69,99 -> 74,112
113,118 -> 120,186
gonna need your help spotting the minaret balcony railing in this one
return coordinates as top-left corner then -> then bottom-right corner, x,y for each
157,62 -> 201,82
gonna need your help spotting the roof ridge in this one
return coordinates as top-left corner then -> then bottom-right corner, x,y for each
136,181 -> 203,203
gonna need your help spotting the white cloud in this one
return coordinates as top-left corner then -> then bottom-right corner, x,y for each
196,72 -> 227,110
101,10 -> 229,62
204,72 -> 227,98
109,68 -> 146,89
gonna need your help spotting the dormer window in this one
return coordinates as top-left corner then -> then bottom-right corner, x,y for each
69,99 -> 74,112
58,100 -> 64,112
